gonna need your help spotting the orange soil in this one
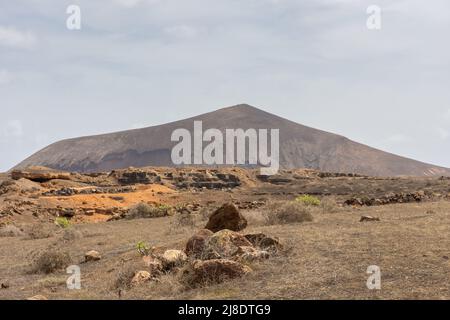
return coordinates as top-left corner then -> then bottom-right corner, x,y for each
39,184 -> 175,211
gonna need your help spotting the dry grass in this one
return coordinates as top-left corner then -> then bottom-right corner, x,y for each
61,228 -> 84,241
26,223 -> 58,240
1,201 -> 450,299
127,203 -> 172,219
319,196 -> 342,214
263,201 -> 314,225
0,224 -> 24,237
31,249 -> 72,274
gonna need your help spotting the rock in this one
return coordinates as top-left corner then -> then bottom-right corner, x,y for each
244,233 -> 283,252
130,271 -> 152,286
26,295 -> 48,300
185,229 -> 214,258
84,250 -> 101,262
205,203 -> 247,232
1,282 -> 10,289
160,250 -> 188,270
205,229 -> 253,259
232,246 -> 269,263
181,259 -> 252,287
360,215 -> 380,222
142,256 -> 163,274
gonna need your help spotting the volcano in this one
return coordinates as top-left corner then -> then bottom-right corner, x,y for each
13,104 -> 450,176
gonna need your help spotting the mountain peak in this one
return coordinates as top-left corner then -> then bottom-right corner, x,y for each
13,104 -> 450,177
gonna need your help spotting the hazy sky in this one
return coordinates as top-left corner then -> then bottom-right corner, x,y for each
1,0 -> 449,171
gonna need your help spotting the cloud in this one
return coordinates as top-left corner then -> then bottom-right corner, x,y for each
2,120 -> 24,138
436,128 -> 449,140
164,25 -> 198,39
130,123 -> 146,129
0,70 -> 12,85
115,0 -> 142,8
385,133 -> 411,144
444,109 -> 450,121
0,26 -> 36,48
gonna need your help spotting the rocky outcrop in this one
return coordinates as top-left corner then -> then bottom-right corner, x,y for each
185,229 -> 214,259
11,168 -> 71,182
110,168 -> 161,185
204,229 -> 253,258
205,203 -> 247,232
345,191 -> 428,206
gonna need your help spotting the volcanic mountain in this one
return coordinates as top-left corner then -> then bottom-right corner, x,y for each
13,104 -> 450,176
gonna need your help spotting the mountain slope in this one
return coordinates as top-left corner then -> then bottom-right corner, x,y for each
13,104 -> 450,176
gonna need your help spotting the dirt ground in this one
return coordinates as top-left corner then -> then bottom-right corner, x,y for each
1,200 -> 449,300
1,167 -> 450,300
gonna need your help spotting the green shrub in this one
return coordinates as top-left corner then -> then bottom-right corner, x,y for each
55,217 -> 70,229
136,241 -> 150,256
295,194 -> 320,206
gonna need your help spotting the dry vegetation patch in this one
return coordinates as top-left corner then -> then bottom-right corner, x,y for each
263,201 -> 314,225
31,249 -> 72,274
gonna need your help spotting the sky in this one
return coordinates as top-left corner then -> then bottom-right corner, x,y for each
0,0 -> 449,171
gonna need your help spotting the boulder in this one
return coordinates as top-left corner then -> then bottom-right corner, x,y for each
181,259 -> 252,287
205,229 -> 253,259
160,250 -> 187,270
84,250 -> 101,262
205,203 -> 247,232
185,229 -> 214,258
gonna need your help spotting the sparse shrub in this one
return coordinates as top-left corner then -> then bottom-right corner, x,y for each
242,210 -> 266,226
174,213 -> 196,228
0,224 -> 25,237
62,228 -> 83,241
115,265 -> 138,289
263,201 -> 314,225
295,194 -> 320,206
32,250 -> 72,274
55,217 -> 70,229
319,197 -> 341,213
167,213 -> 198,235
136,241 -> 150,256
127,203 -> 172,219
26,224 -> 58,240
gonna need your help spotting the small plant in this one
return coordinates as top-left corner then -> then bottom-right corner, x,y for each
136,241 -> 150,256
55,217 -> 70,229
295,194 -> 320,206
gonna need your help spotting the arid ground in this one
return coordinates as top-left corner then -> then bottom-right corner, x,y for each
1,166 -> 450,300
